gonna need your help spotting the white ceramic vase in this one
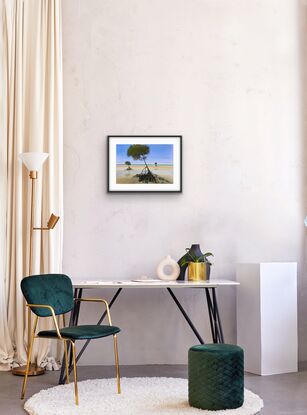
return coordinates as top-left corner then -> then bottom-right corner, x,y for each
156,255 -> 180,281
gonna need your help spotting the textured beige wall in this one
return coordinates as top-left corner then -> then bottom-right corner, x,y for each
62,0 -> 304,365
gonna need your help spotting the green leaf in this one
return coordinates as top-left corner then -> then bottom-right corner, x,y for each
127,145 -> 150,160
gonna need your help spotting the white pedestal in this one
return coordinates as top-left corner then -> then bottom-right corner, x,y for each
236,262 -> 298,375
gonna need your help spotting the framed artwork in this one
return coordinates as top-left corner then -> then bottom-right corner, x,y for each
107,135 -> 182,193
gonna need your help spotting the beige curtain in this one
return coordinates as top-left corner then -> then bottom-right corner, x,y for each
0,0 -> 63,370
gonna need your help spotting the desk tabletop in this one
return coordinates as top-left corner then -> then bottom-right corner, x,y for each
72,279 -> 239,289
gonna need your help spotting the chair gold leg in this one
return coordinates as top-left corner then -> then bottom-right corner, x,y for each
113,334 -> 121,394
70,341 -> 79,405
63,340 -> 70,384
21,316 -> 38,399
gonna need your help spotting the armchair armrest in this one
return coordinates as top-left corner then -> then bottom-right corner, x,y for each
26,304 -> 63,339
74,298 -> 113,325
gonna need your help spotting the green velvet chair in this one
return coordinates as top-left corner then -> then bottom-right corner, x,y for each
20,274 -> 121,405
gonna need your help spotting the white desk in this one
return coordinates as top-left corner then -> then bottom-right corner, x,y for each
72,279 -> 238,289
59,279 -> 239,384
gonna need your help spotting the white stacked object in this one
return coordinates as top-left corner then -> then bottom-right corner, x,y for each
236,262 -> 298,376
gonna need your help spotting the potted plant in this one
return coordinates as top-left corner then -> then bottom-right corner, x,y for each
179,247 -> 213,281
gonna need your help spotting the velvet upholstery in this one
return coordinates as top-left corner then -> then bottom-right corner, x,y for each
188,344 -> 244,410
38,325 -> 120,340
21,274 -> 74,317
20,273 -> 121,404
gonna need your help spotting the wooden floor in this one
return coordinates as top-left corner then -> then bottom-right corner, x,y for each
0,365 -> 306,414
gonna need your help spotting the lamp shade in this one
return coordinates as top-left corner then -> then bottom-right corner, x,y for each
19,152 -> 48,171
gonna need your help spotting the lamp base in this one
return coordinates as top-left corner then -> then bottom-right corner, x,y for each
12,364 -> 45,376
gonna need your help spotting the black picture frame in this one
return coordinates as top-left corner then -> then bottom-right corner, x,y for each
107,135 -> 182,193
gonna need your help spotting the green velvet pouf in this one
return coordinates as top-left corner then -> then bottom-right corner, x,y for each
188,344 -> 244,410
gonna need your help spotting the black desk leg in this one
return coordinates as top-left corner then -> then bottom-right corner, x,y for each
59,288 -> 83,385
212,288 -> 224,343
205,288 -> 216,343
205,287 -> 224,343
58,287 -> 122,384
167,288 -> 205,344
73,288 -> 122,368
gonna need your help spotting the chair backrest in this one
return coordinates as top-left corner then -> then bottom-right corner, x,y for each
21,274 -> 74,317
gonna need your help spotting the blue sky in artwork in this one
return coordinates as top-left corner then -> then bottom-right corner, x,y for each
116,144 -> 173,165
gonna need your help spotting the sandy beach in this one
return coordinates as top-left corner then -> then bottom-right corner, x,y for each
116,164 -> 173,184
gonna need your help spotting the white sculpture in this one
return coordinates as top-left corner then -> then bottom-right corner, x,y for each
156,255 -> 180,281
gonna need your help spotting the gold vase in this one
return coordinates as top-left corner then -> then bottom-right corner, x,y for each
188,262 -> 207,281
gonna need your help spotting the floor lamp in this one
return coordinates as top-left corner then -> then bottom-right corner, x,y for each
12,152 -> 60,376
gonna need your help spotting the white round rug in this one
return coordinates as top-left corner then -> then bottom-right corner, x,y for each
24,377 -> 264,415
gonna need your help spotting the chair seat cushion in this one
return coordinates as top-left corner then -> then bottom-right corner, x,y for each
38,325 -> 120,340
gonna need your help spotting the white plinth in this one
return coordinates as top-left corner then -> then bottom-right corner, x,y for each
236,262 -> 298,376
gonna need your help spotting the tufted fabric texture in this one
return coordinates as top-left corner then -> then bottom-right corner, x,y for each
21,274 -> 74,317
188,344 -> 244,410
38,325 -> 120,340
24,377 -> 263,415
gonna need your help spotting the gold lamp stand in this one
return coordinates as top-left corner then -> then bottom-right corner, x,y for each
12,153 -> 60,377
